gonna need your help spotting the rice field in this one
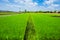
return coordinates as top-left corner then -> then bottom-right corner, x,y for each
0,13 -> 29,40
32,13 -> 60,40
0,13 -> 60,40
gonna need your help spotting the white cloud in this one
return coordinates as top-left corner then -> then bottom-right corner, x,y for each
0,0 -> 60,11
51,4 -> 59,7
14,0 -> 37,6
12,0 -> 38,11
0,0 -> 50,11
14,0 -> 24,3
44,0 -> 59,10
44,0 -> 56,5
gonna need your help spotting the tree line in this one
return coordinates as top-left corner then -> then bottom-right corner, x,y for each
19,10 -> 60,13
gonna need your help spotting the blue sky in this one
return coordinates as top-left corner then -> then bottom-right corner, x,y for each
0,0 -> 60,12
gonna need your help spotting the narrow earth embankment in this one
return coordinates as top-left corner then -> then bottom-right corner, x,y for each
24,15 -> 37,40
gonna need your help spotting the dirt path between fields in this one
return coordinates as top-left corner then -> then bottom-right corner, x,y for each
24,15 -> 37,40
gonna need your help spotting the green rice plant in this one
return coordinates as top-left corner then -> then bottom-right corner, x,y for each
31,13 -> 60,40
0,13 -> 28,40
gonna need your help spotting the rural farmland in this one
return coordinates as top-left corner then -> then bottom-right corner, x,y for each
0,12 -> 60,40
0,0 -> 60,40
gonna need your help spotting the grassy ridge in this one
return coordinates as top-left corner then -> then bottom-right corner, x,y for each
32,13 -> 60,40
24,15 -> 37,40
0,14 -> 28,40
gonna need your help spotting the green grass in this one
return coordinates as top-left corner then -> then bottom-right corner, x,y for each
0,14 -> 28,40
31,13 -> 60,40
0,13 -> 60,40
